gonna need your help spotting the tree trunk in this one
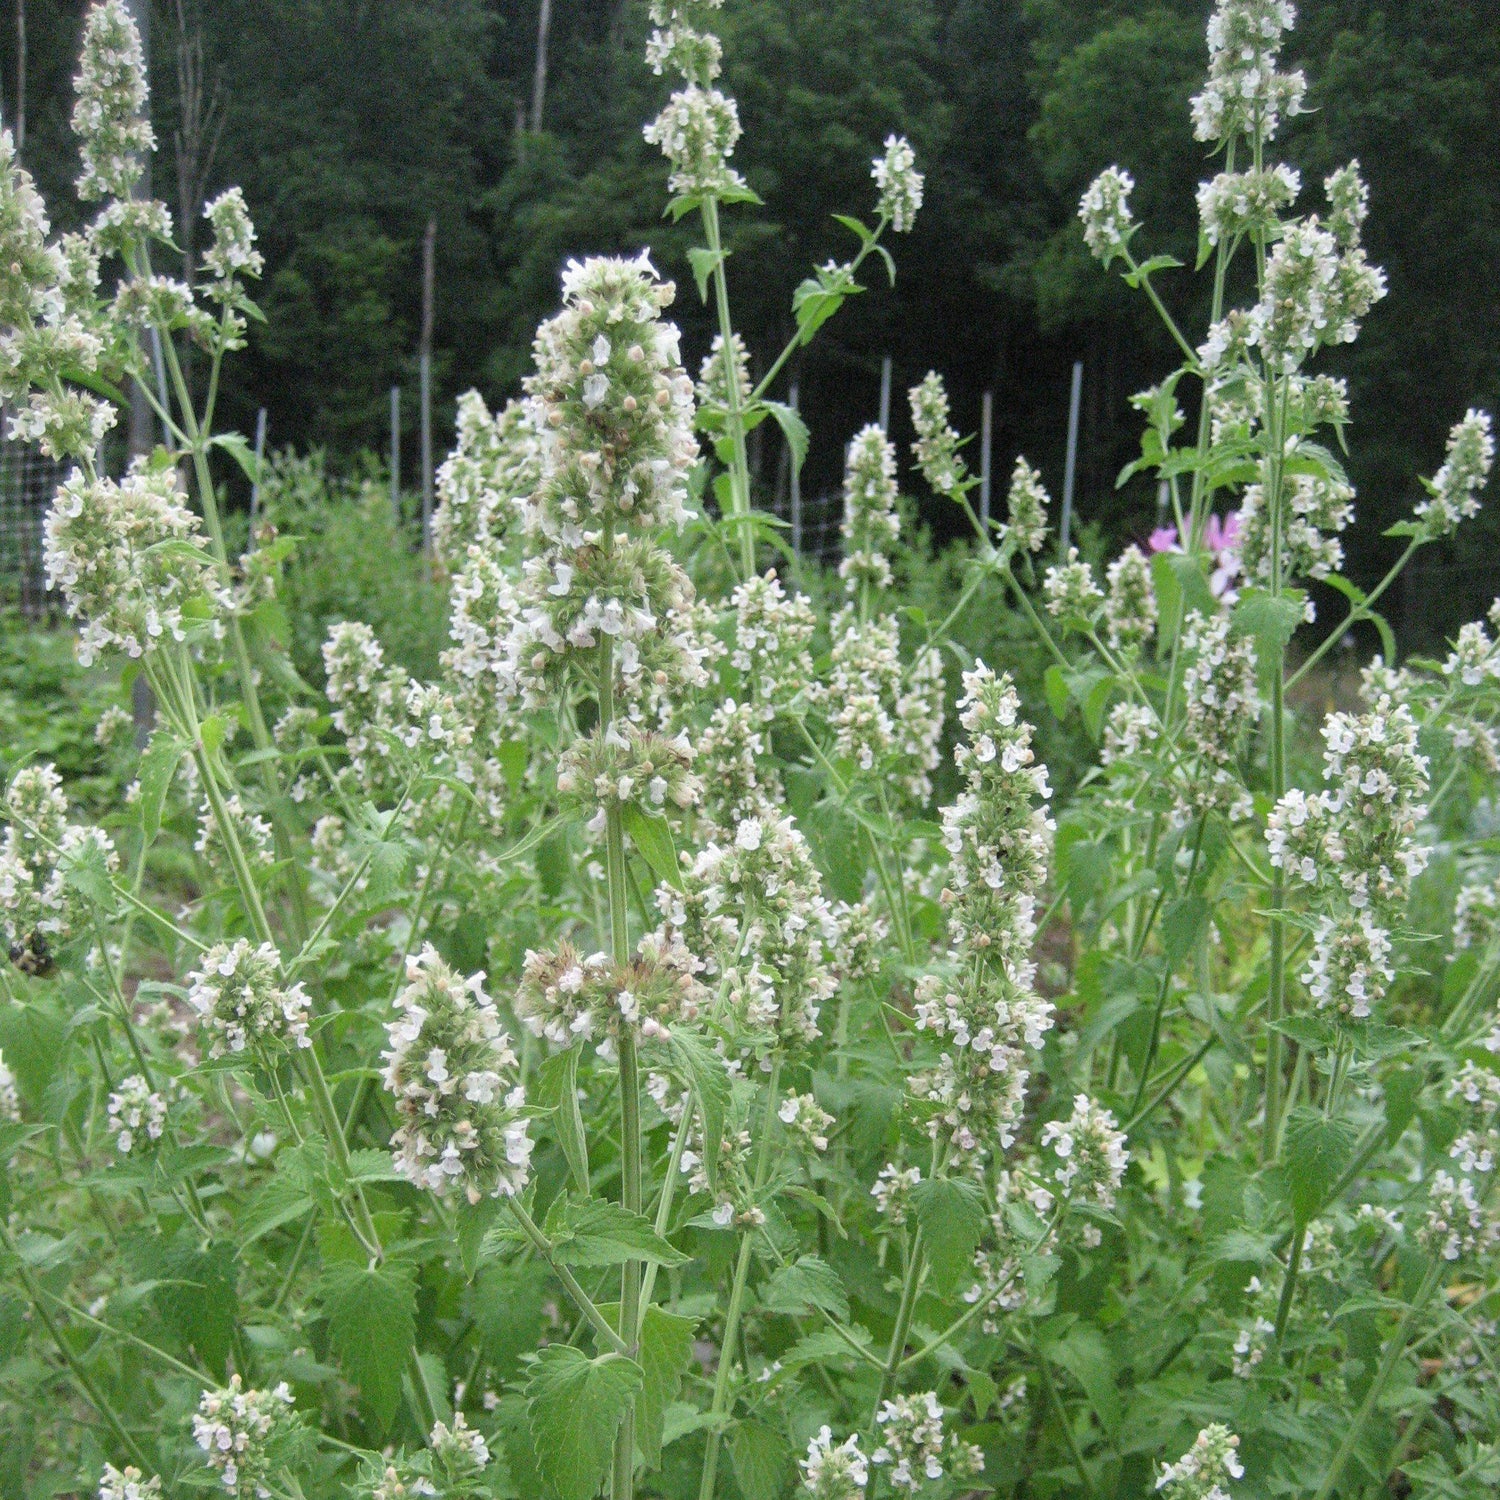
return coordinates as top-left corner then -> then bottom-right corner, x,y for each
529,0 -> 552,133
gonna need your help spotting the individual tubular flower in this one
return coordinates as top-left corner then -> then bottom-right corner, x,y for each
871,1392 -> 984,1494
658,814 -> 838,1051
872,135 -> 923,233
1178,611 -> 1258,819
908,373 -> 968,500
106,1073 -> 167,1153
1042,548 -> 1103,622
1190,0 -> 1304,146
779,1091 -> 834,1152
1078,166 -> 1137,267
800,1427 -> 869,1499
187,940 -> 312,1058
1196,164 -> 1300,248
191,1377 -> 303,1500
44,461 -> 229,666
1415,409 -> 1494,540
72,0 -> 154,203
1104,544 -> 1157,653
514,930 -> 705,1048
1040,1093 -> 1129,1212
839,424 -> 901,594
383,946 -> 533,1202
1157,1424 -> 1245,1500
1004,456 -> 1049,553
556,722 -> 700,828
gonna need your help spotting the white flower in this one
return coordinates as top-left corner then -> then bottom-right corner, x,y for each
186,940 -> 311,1058
1078,166 -> 1137,265
1158,1425 -> 1244,1499
801,1426 -> 868,1499
872,135 -> 923,233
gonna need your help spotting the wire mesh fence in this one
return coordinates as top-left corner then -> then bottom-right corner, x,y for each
0,429 -> 66,621
764,486 -> 844,571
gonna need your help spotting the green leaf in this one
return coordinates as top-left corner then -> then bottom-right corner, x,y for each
198,712 -> 228,759
209,431 -> 261,485
830,212 -> 875,248
761,400 -> 809,474
1282,1106 -> 1360,1223
155,1235 -> 240,1372
1043,664 -> 1071,722
545,1197 -> 690,1268
1161,893 -> 1210,967
687,246 -> 726,304
669,1030 -> 729,1187
0,1001 -> 66,1109
730,1420 -> 792,1500
1268,1014 -> 1338,1054
1123,252 -> 1184,285
535,1044 -> 590,1195
137,729 -> 186,841
1231,586 -> 1306,690
760,1254 -> 849,1323
637,1306 -> 698,1470
911,1176 -> 987,1295
526,1346 -> 644,1500
59,834 -> 116,912
1048,1324 -> 1120,1435
622,804 -> 684,891
318,1257 -> 417,1432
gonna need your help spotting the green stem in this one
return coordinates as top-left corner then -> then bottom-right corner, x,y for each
507,1199 -> 631,1355
1036,1344 -> 1100,1500
1286,538 -> 1421,690
697,1057 -> 783,1500
701,198 -> 755,578
874,1226 -> 926,1414
637,1101 -> 695,1330
1272,1224 -> 1305,1349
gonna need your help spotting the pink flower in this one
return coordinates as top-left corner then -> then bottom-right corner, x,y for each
1149,526 -> 1179,553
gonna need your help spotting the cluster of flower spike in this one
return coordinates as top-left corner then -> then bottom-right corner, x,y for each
1190,0 -> 1305,146
1156,1424 -> 1244,1500
191,1377 -> 303,1499
1266,695 -> 1429,1018
870,1391 -> 984,1494
431,391 -> 541,566
0,762 -> 118,966
1178,610 -> 1258,821
43,461 -> 228,667
106,1073 -> 168,1154
186,940 -> 313,1058
382,946 -> 533,1203
838,424 -> 901,593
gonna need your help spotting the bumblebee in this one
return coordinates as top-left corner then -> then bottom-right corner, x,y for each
8,931 -> 54,978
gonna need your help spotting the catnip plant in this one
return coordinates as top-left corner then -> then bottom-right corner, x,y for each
2,2 -> 1499,1500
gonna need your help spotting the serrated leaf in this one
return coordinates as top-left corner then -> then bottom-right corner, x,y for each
527,1346 -> 644,1500
318,1258 -> 417,1432
761,1254 -> 849,1323
669,1030 -> 729,1187
730,1420 -> 792,1500
1232,586 -> 1305,690
762,400 -> 809,474
546,1197 -> 690,1268
1283,1106 -> 1360,1223
1161,893 -> 1210,967
60,835 -> 116,912
137,729 -> 186,841
622,804 -> 684,891
210,430 -> 261,485
912,1176 -> 987,1295
535,1044 -> 590,1195
637,1306 -> 698,1470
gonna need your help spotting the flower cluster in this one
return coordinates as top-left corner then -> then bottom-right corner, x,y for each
192,1378 -> 303,1499
839,424 -> 901,594
1,762 -> 118,966
695,332 -> 751,416
1178,610 -> 1258,820
642,1 -> 745,198
514,929 -> 705,1048
1101,701 -> 1158,766
872,135 -> 923,233
1104,544 -> 1157,653
1419,1171 -> 1500,1264
1043,548 -> 1103,622
1197,164 -> 1300,248
1004,457 -> 1049,554
356,1414 -> 491,1500
1414,409 -> 1494,540
0,1050 -> 18,1122
800,1426 -> 868,1499
1190,0 -> 1304,145
695,698 -> 785,836
659,815 -> 838,1051
1157,1424 -> 1244,1500
1237,467 -> 1354,590
1267,695 -> 1429,1017
186,940 -> 313,1058
728,571 -> 817,715
1079,165 -> 1138,266
98,1467 -> 161,1500
816,612 -> 944,802
778,1091 -> 834,1152
1040,1093 -> 1129,1215
72,0 -> 154,203
106,1073 -> 167,1154
908,373 -> 968,500
557,723 -> 700,826
43,461 -> 228,666
870,1392 -> 984,1493
432,392 -> 541,565
382,946 -> 533,1202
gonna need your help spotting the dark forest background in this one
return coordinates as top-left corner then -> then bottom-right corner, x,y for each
6,0 -> 1499,643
